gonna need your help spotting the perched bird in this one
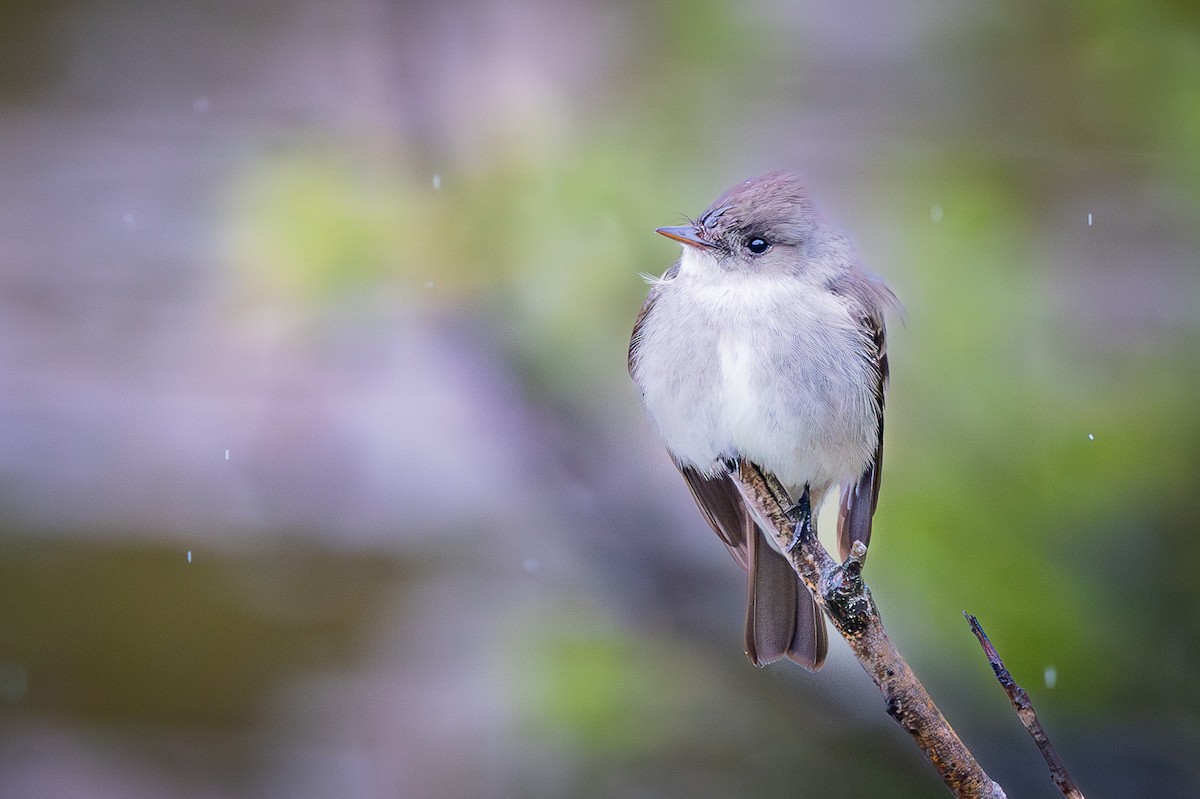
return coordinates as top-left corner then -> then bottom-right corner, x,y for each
629,171 -> 897,668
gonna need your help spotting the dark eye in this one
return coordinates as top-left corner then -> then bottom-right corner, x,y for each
747,237 -> 770,254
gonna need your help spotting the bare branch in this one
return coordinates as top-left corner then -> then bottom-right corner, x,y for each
964,613 -> 1086,799
732,462 -> 1006,799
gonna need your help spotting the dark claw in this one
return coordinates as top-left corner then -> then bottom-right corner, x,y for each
786,485 -> 813,552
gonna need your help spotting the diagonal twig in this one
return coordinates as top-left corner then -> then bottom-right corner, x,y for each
964,613 -> 1086,799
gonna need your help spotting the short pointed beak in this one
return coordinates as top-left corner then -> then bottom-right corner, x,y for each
656,224 -> 717,250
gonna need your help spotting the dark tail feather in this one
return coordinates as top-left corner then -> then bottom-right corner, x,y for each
745,526 -> 827,670
786,577 -> 827,670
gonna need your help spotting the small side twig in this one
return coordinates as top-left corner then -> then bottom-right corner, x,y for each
964,613 -> 1085,799
732,462 -> 1006,798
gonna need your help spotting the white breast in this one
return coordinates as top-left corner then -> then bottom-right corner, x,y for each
634,250 -> 876,494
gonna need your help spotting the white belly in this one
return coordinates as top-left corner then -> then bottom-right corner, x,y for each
635,267 -> 877,494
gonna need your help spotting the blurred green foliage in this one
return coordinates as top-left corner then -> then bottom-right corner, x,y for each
873,163 -> 1200,708
514,611 -> 707,757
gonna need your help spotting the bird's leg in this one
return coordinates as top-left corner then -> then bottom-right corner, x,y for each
786,484 -> 813,553
740,462 -> 811,550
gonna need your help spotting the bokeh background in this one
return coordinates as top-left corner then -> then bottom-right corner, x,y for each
2,1 -> 1199,796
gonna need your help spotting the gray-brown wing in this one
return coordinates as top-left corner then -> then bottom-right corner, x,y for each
680,465 -> 827,670
678,463 -> 749,567
837,314 -> 888,562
